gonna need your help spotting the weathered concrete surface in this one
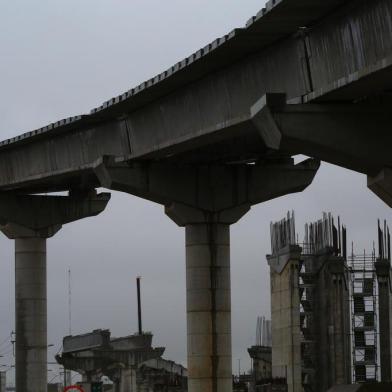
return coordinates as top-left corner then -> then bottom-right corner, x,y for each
14,238 -> 47,392
268,246 -> 302,392
376,261 -> 392,382
304,0 -> 392,103
312,256 -> 351,390
248,346 -> 272,383
119,369 -> 136,392
0,0 -> 390,388
368,169 -> 392,209
95,156 -> 318,392
253,95 -> 392,177
0,1 -> 389,194
0,192 -> 110,237
0,193 -> 110,392
253,94 -> 392,206
166,204 -> 248,392
0,372 -> 6,392
94,158 -> 320,211
57,330 -> 183,391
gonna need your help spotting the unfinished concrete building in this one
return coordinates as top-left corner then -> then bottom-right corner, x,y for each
268,212 -> 351,391
300,214 -> 351,391
248,317 -> 272,392
267,213 -> 392,392
375,221 -> 392,383
56,329 -> 187,392
266,213 -> 392,392
267,212 -> 303,392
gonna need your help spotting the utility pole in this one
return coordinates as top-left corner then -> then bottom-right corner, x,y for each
64,268 -> 72,387
68,268 -> 72,336
136,277 -> 143,335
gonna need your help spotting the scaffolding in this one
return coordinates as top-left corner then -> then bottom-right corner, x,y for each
298,256 -> 316,391
349,250 -> 379,383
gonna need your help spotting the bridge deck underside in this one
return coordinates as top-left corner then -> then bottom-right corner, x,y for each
0,0 -> 390,194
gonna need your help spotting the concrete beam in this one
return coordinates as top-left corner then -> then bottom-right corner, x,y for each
304,0 -> 392,103
254,94 -> 392,176
0,192 -> 110,238
368,169 -> 392,208
94,157 -> 319,211
0,1 -> 389,193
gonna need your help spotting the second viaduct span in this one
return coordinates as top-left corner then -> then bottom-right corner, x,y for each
1,1 -> 392,391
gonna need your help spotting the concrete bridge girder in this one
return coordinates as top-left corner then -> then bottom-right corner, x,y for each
93,157 -> 320,212
253,93 -> 392,207
0,192 -> 110,238
0,1 -> 390,194
368,169 -> 392,209
0,192 -> 110,392
93,158 -> 319,392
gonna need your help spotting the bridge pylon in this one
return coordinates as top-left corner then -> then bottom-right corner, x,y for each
94,157 -> 319,392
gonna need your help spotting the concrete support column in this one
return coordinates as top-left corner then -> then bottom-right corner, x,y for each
313,257 -> 351,390
15,238 -> 47,392
186,222 -> 231,392
328,268 -> 351,386
267,246 -> 302,392
119,368 -> 136,392
0,371 -> 7,392
376,261 -> 392,382
0,192 -> 110,392
166,203 -> 249,392
113,380 -> 121,392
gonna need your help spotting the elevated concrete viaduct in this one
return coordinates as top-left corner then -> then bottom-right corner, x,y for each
1,0 -> 392,390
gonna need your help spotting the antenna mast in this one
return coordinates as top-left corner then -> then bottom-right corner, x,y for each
68,268 -> 72,335
137,276 -> 143,335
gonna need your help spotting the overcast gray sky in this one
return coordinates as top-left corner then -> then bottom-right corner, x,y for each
0,0 -> 391,385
